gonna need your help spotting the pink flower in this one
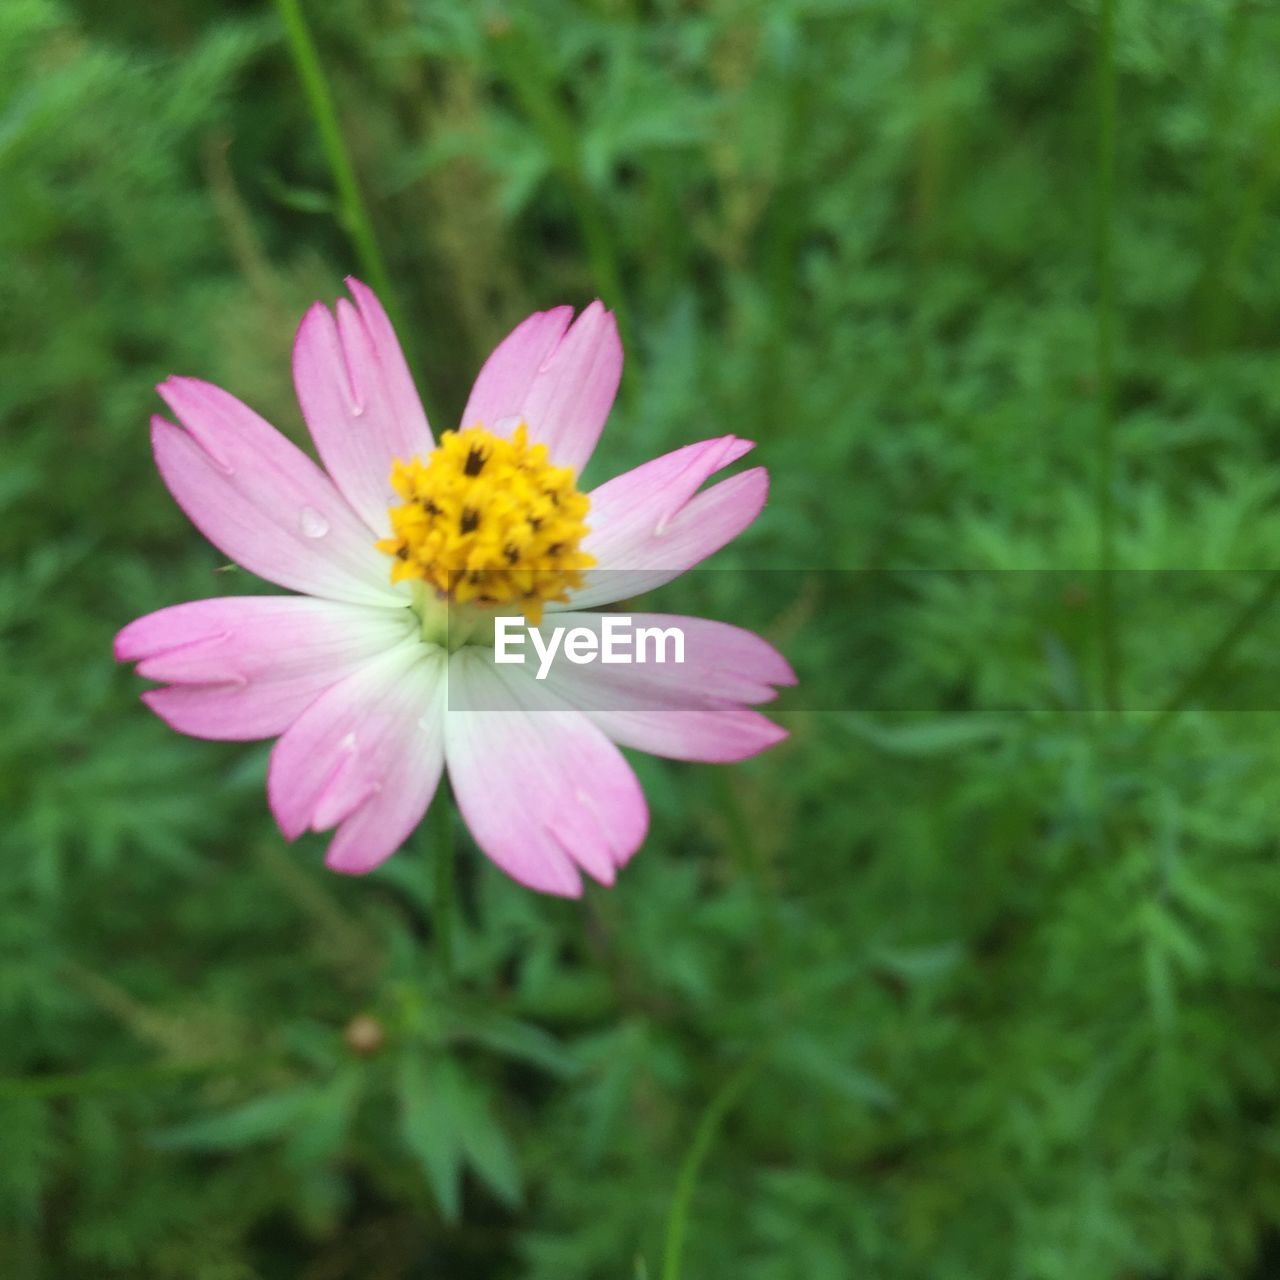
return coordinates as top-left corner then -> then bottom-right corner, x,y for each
115,280 -> 794,896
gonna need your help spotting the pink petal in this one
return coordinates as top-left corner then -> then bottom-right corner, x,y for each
590,707 -> 788,763
529,612 -> 793,762
566,436 -> 767,609
293,278 -> 434,535
115,596 -> 414,741
268,644 -> 447,875
153,378 -> 400,607
461,303 -> 621,474
534,612 -> 796,708
443,647 -> 648,897
461,307 -> 572,429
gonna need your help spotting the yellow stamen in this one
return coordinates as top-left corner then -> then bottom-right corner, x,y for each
376,423 -> 594,625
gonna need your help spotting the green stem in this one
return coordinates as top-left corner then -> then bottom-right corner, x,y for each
1094,0 -> 1121,712
274,0 -> 401,325
432,794 -> 455,984
660,1056 -> 761,1280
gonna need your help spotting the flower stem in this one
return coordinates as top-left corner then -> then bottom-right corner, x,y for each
274,0 -> 401,327
660,1056 -> 761,1280
432,792 -> 455,984
1094,0 -> 1121,711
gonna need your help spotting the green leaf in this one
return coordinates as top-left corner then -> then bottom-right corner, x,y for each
150,1086 -> 321,1152
772,1035 -> 897,1111
259,169 -> 337,215
450,1062 -> 523,1208
869,942 -> 966,983
399,1050 -> 522,1213
398,1052 -> 462,1222
841,714 -> 1014,757
285,1069 -> 362,1169
448,1009 -> 580,1078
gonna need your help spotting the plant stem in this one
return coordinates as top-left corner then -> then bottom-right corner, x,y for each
1094,0 -> 1121,712
432,794 -> 455,984
274,0 -> 401,326
661,1056 -> 760,1280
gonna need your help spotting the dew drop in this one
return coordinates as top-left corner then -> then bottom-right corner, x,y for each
299,506 -> 330,539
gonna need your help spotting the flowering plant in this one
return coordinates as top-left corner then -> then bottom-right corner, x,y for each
116,281 -> 793,895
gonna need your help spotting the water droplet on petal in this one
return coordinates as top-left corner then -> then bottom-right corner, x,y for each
299,506 -> 330,539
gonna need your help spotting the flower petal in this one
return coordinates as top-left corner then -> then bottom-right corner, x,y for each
565,436 -> 767,609
589,707 -> 788,763
461,306 -> 572,430
268,643 -> 447,875
293,278 -> 434,535
444,646 -> 648,897
461,302 -> 621,473
116,596 -> 416,742
530,612 -> 795,708
528,612 -> 793,762
153,378 -> 401,607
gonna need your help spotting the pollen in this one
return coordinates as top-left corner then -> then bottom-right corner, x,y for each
376,423 -> 594,624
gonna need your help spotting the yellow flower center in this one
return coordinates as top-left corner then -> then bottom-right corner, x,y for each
376,423 -> 594,625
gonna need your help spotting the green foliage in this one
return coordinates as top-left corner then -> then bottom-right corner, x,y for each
4,0 -> 1280,1276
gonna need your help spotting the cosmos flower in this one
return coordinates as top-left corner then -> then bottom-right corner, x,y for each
114,280 -> 794,896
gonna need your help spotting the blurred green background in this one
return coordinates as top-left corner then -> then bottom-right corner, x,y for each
6,0 -> 1280,1276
